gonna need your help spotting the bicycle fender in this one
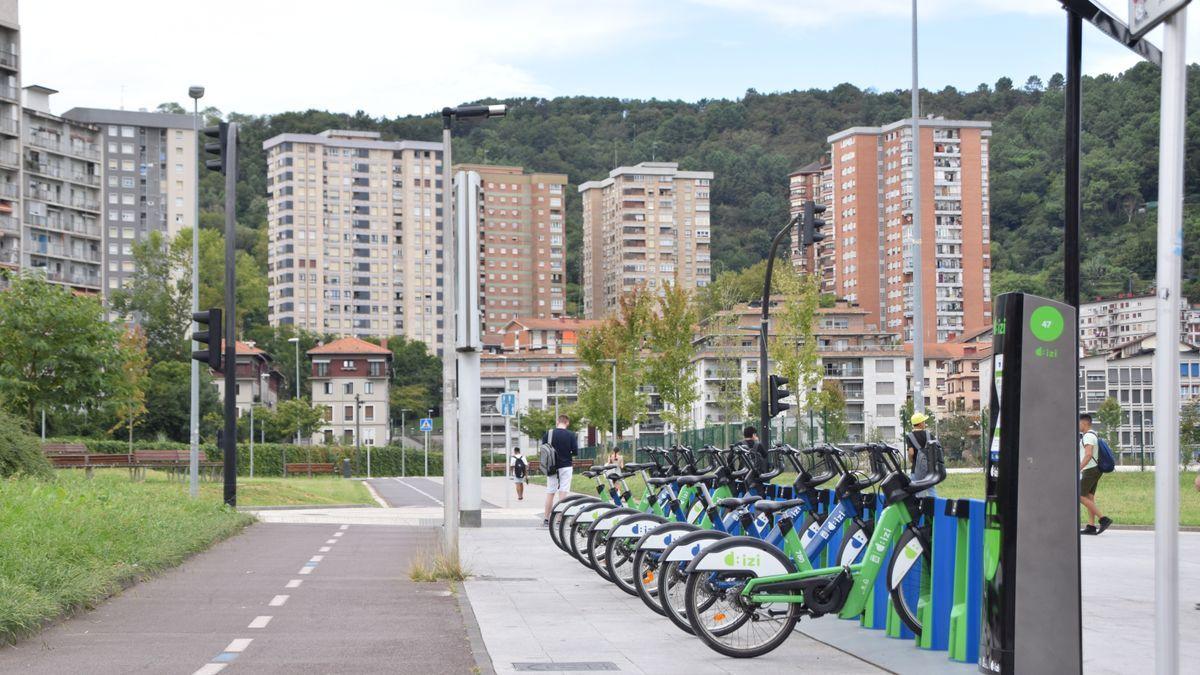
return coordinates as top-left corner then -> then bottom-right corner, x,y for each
663,531 -> 728,562
685,536 -> 795,577
636,522 -> 699,551
611,513 -> 667,539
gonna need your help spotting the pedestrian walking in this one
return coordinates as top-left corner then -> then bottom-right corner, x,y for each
542,415 -> 578,526
1078,413 -> 1113,535
509,448 -> 528,501
905,412 -> 937,497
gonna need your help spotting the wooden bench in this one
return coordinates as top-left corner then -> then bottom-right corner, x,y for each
49,452 -> 136,478
483,458 -> 593,475
133,450 -> 221,481
285,462 -> 336,476
43,442 -> 88,457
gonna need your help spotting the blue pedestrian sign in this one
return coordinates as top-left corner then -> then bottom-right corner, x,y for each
419,418 -> 433,432
499,392 -> 517,418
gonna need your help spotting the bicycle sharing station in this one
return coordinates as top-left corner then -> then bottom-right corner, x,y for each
540,291 -> 1082,671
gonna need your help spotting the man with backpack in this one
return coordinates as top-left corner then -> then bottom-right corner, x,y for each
905,412 -> 937,498
509,448 -> 528,501
541,415 -> 578,527
1079,413 -> 1113,535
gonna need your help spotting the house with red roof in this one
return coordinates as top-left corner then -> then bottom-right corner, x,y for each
212,341 -> 282,417
308,337 -> 392,446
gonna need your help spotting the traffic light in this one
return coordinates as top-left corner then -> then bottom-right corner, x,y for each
192,309 -> 222,371
801,199 -> 828,247
768,374 -> 791,418
202,122 -> 232,176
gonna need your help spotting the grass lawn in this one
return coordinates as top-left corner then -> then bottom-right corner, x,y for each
186,473 -> 373,507
0,471 -> 254,644
538,469 -> 1200,527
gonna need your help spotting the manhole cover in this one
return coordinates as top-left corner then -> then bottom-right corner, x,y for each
512,663 -> 618,671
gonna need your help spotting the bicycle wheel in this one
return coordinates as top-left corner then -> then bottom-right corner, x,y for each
607,515 -> 665,596
683,569 -> 798,658
570,504 -> 613,567
588,508 -> 639,581
887,525 -> 932,636
658,531 -> 728,634
550,496 -> 592,551
632,522 -> 698,614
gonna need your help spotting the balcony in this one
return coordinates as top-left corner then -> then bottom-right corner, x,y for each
825,366 -> 864,377
0,118 -> 15,138
0,182 -> 15,199
24,187 -> 101,214
0,84 -> 16,102
843,388 -> 865,400
0,214 -> 16,233
25,213 -> 101,239
25,161 -> 101,186
0,44 -> 17,70
0,150 -> 16,168
24,134 -> 101,161
40,269 -> 100,289
27,243 -> 101,263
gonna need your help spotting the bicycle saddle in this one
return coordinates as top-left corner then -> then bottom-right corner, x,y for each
753,498 -> 807,514
675,473 -> 715,486
717,495 -> 762,509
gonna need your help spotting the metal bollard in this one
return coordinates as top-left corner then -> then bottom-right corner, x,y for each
341,458 -> 351,478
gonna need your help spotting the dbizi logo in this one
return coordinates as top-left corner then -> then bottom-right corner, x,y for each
723,551 -> 762,568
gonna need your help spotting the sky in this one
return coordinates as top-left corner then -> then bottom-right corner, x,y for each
17,0 -> 1200,118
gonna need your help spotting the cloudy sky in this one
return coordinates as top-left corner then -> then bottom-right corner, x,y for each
18,0 -> 1196,118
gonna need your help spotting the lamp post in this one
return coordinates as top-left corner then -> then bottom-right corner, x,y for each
400,408 -> 411,477
188,84 -> 204,499
601,358 -> 617,449
440,103 -> 507,551
288,336 -> 300,446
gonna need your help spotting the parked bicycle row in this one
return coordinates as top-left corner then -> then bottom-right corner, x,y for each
543,437 -> 946,658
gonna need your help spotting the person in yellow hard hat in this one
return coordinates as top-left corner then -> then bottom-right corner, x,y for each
905,411 -> 936,496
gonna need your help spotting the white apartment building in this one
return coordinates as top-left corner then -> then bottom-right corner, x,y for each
1079,292 -> 1200,354
263,130 -> 446,351
0,4 -> 20,280
308,336 -> 392,446
691,302 -> 908,443
480,350 -> 583,454
580,161 -> 713,318
1079,335 -> 1200,461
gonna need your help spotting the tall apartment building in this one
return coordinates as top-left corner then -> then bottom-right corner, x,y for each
579,161 -> 713,318
456,164 -> 567,334
788,160 -> 835,293
263,130 -> 445,350
827,118 -> 992,344
62,108 -> 196,294
21,86 -> 103,293
0,4 -> 19,279
1079,292 -> 1200,354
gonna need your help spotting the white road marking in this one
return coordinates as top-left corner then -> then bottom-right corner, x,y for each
391,477 -> 444,506
193,664 -> 227,675
325,539 -> 337,544
363,479 -> 390,507
310,555 -> 324,562
339,524 -> 349,530
333,532 -> 344,538
319,546 -> 331,552
299,567 -> 313,575
248,616 -> 272,629
269,595 -> 289,607
225,639 -> 253,653
285,580 -> 302,589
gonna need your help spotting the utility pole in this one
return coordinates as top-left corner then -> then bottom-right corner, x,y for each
355,393 -> 362,477
910,0 -> 926,415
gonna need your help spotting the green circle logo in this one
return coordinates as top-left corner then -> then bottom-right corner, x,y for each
1030,306 -> 1064,342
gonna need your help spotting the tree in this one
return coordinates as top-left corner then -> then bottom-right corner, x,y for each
108,328 -> 150,449
938,411 -> 979,461
577,290 -> 653,442
244,325 -> 327,400
109,231 -> 192,362
1095,396 -> 1123,460
900,398 -> 916,434
769,266 -> 822,446
172,228 -> 267,335
644,280 -> 699,438
378,335 -> 442,416
817,380 -> 847,443
698,299 -> 748,444
142,361 -> 221,442
1181,400 -> 1200,463
0,273 -> 125,424
267,398 -> 326,444
517,407 -> 557,442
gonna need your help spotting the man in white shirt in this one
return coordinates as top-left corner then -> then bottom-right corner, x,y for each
1078,413 -> 1112,535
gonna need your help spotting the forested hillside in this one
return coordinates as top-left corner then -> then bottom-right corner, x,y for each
179,61 -> 1200,319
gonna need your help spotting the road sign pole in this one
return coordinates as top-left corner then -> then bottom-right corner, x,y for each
424,429 -> 429,477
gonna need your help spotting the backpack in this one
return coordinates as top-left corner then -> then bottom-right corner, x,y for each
513,455 -> 527,479
538,430 -> 557,476
1095,437 -> 1116,474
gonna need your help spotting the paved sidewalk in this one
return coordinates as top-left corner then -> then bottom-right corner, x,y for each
0,523 -> 483,675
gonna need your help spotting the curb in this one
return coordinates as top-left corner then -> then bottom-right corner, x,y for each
238,504 -> 373,511
456,583 -> 497,675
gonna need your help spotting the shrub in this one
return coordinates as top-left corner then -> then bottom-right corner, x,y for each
0,411 -> 52,479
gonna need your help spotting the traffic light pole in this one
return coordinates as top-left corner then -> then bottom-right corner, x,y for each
759,215 -> 800,449
221,123 -> 239,508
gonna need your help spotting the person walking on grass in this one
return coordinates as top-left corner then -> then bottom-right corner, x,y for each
510,448 -> 528,501
542,414 -> 578,527
1079,413 -> 1113,535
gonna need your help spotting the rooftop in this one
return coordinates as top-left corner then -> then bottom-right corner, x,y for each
307,336 -> 393,356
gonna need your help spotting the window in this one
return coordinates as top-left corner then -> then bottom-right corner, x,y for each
875,359 -> 894,373
364,405 -> 375,422
315,362 -> 329,377
364,381 -> 373,394
342,360 -> 354,369
343,382 -> 353,395
369,361 -> 383,377
876,381 -> 895,395
323,381 -> 332,395
235,384 -> 241,396
344,405 -> 354,421
876,404 -> 895,417
323,406 -> 333,422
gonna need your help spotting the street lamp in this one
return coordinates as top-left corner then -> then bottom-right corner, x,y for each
248,372 -> 269,479
440,103 -> 507,555
288,336 -> 300,446
188,84 -> 204,500
601,358 -> 617,448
